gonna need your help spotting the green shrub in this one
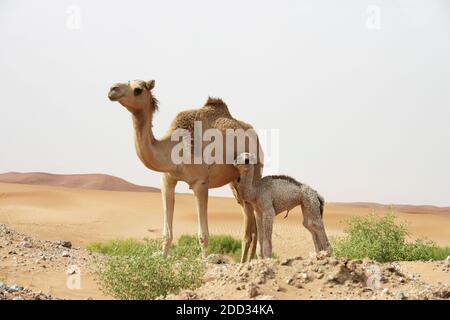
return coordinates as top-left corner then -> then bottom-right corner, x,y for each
178,234 -> 242,262
89,238 -> 205,300
87,239 -> 145,256
332,213 -> 450,262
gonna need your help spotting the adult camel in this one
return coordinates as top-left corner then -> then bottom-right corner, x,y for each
107,80 -> 264,262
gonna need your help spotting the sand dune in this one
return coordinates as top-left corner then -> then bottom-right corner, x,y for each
0,172 -> 159,193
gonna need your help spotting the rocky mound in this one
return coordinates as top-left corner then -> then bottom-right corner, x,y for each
0,224 -> 97,300
0,283 -> 56,300
168,252 -> 450,300
0,172 -> 159,192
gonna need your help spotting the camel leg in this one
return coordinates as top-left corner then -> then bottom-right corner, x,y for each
262,206 -> 275,259
192,181 -> 209,258
254,207 -> 265,259
161,174 -> 177,256
230,182 -> 257,263
243,201 -> 258,262
301,203 -> 331,253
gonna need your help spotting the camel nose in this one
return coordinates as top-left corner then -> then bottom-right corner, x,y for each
108,86 -> 121,101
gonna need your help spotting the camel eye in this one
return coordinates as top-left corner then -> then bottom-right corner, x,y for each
134,88 -> 143,96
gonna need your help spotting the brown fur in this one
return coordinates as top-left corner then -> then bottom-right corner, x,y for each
165,97 -> 256,137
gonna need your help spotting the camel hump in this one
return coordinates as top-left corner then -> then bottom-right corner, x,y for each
204,97 -> 228,109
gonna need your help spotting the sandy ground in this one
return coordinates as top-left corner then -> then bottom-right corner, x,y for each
0,182 -> 449,299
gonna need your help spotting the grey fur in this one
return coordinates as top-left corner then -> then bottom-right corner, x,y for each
234,153 -> 331,258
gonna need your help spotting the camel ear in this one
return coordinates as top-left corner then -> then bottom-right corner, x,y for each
145,80 -> 155,91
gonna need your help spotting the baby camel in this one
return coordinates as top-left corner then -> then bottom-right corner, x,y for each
234,153 -> 331,258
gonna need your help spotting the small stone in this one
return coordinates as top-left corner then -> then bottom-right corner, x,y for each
59,240 -> 72,249
8,284 -> 24,292
396,291 -> 407,300
287,277 -> 303,289
247,284 -> 261,298
207,254 -> 230,265
61,251 -> 70,257
14,296 -> 24,300
21,240 -> 33,248
0,282 -> 6,290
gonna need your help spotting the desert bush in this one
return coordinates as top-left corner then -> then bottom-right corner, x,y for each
178,234 -> 242,262
89,238 -> 205,300
332,213 -> 450,262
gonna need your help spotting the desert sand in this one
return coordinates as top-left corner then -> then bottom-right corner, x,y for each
0,177 -> 449,299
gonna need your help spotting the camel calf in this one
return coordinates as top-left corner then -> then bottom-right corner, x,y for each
234,153 -> 331,258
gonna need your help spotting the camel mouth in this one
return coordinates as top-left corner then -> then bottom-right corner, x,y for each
108,92 -> 122,102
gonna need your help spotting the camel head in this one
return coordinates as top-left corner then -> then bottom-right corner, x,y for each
108,80 -> 157,113
234,152 -> 257,173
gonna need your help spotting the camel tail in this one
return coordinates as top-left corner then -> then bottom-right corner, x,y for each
317,194 -> 325,218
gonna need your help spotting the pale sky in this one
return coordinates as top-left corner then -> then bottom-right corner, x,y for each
1,0 -> 449,206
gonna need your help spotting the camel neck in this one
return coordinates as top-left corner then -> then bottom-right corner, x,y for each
131,109 -> 175,173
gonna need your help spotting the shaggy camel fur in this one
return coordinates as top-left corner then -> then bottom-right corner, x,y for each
108,80 -> 263,261
234,153 -> 331,258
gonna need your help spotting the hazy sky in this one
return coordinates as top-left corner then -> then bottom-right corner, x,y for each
1,0 -> 449,206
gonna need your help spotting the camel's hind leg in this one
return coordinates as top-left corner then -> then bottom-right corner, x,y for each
301,199 -> 331,253
259,205 -> 275,259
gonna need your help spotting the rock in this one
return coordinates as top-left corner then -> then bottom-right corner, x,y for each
14,296 -> 24,300
327,265 -> 351,284
59,240 -> 72,249
286,276 -> 303,289
247,284 -> 261,298
444,257 -> 450,266
0,282 -> 6,290
21,239 -> 33,248
280,256 -> 302,266
61,251 -> 70,257
207,254 -> 230,265
396,291 -> 407,300
8,284 -> 24,292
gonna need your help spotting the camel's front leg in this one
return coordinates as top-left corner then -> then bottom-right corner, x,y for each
241,201 -> 258,262
230,181 -> 257,263
192,181 -> 209,258
161,174 -> 177,256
